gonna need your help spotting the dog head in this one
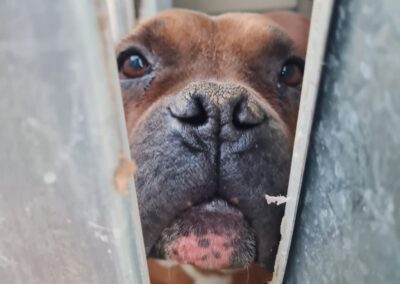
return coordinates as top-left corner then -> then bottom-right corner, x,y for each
117,9 -> 309,271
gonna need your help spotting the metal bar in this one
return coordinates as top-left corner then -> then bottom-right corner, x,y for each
0,0 -> 149,283
106,0 -> 135,43
285,0 -> 400,283
271,0 -> 334,283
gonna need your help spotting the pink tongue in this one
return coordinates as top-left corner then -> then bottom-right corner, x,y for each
166,232 -> 235,269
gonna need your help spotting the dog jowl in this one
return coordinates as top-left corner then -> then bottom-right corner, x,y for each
117,9 -> 309,271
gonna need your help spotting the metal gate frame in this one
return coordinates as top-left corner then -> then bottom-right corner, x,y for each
0,0 -> 149,283
272,1 -> 334,283
0,0 -> 342,283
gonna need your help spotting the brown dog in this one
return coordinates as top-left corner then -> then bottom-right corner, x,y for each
117,9 -> 309,283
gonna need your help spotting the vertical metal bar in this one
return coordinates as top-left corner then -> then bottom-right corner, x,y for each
106,0 -> 135,43
0,0 -> 149,283
285,0 -> 400,283
271,1 -> 334,283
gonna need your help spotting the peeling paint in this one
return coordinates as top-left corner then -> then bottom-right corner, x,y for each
265,194 -> 288,206
113,153 -> 137,196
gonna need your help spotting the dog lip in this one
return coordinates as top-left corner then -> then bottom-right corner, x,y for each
150,197 -> 257,269
176,197 -> 244,217
195,198 -> 243,215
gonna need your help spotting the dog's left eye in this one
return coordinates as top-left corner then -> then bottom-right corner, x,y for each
118,50 -> 151,79
279,57 -> 304,87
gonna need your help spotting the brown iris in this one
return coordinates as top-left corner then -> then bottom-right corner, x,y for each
279,58 -> 304,87
121,54 -> 150,78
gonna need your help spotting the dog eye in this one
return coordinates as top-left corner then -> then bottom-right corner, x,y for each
279,58 -> 304,87
117,48 -> 151,79
121,54 -> 150,78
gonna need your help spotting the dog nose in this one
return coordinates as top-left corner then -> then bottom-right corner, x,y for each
232,98 -> 265,130
169,97 -> 208,127
168,87 -> 265,131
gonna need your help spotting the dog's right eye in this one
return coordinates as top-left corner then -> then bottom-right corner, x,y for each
117,50 -> 151,79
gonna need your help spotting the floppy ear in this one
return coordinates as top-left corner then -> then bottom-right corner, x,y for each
265,11 -> 310,57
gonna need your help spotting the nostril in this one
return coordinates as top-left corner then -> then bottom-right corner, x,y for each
232,98 -> 265,130
169,97 -> 208,126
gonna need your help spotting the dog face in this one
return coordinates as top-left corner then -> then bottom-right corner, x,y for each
117,9 -> 309,271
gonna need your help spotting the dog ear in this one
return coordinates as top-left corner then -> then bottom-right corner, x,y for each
265,11 -> 310,57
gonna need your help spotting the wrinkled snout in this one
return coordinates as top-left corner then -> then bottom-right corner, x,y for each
132,81 -> 292,270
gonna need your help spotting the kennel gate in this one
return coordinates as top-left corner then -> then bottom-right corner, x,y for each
1,0 -> 399,284
285,0 -> 400,283
0,0 -> 149,283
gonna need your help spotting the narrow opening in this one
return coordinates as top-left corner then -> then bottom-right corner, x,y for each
118,1 -> 318,284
